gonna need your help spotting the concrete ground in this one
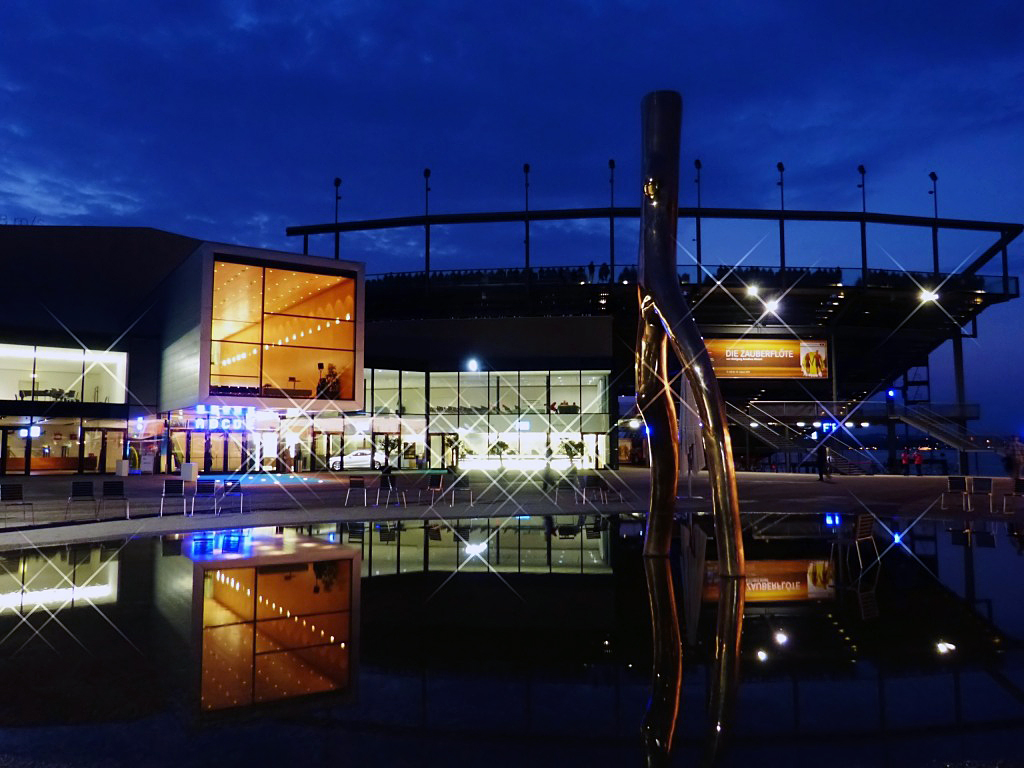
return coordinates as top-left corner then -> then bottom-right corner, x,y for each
1,467 -> 1018,550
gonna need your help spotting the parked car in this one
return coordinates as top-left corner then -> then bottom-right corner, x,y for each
329,448 -> 387,470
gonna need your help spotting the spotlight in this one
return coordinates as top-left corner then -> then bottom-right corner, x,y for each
919,289 -> 939,302
765,298 -> 780,313
746,284 -> 760,297
466,358 -> 480,372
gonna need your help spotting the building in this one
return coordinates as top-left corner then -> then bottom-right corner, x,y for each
1,200 -> 1020,477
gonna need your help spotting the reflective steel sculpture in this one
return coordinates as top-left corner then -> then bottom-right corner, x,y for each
636,90 -> 746,766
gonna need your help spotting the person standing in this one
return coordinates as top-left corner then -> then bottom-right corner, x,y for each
816,444 -> 829,481
913,449 -> 923,476
1008,436 -> 1024,479
901,449 -> 910,475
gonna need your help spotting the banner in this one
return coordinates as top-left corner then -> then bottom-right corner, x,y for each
705,339 -> 828,379
704,559 -> 834,602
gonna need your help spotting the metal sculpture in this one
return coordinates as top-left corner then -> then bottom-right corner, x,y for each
636,90 -> 746,766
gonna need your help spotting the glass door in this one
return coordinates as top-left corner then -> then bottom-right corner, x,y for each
0,428 -> 28,475
427,432 -> 458,469
81,428 -> 126,473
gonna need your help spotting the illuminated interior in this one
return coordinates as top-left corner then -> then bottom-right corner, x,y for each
0,343 -> 127,404
210,260 -> 356,401
199,558 -> 352,711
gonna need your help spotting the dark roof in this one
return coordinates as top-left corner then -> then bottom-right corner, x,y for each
0,226 -> 201,344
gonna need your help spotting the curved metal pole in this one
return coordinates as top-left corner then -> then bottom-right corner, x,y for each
637,90 -> 744,576
636,89 -> 746,767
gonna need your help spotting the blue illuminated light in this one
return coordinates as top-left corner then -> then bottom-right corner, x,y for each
893,532 -> 902,544
196,404 -> 207,414
195,418 -> 206,429
645,426 -> 651,436
887,389 -> 895,397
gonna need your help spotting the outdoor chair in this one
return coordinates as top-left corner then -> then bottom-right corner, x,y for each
378,522 -> 398,543
419,474 -> 445,505
425,523 -> 443,542
99,480 -> 130,519
220,479 -> 245,514
1002,477 -> 1024,515
831,512 -> 880,587
448,475 -> 473,507
191,478 -> 219,516
557,523 -> 580,539
346,521 -> 365,544
160,479 -> 186,516
345,475 -> 370,507
554,476 -> 582,505
940,476 -> 969,512
65,481 -> 97,520
585,517 -> 605,539
377,473 -> 407,507
0,483 -> 33,525
967,476 -> 994,515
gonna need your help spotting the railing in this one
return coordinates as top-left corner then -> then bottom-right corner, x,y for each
367,263 -> 1018,297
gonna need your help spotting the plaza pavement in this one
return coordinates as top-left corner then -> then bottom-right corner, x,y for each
1,466 -> 1018,551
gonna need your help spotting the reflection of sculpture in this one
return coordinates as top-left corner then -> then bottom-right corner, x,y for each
636,91 -> 746,766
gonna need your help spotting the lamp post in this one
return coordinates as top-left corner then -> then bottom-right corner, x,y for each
776,162 -> 786,270
333,177 -> 341,260
929,171 -> 939,273
523,163 -> 531,274
423,168 -> 431,279
609,158 -> 615,283
694,158 -> 703,270
858,165 -> 867,279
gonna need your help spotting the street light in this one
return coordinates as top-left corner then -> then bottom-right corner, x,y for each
608,158 -> 615,282
857,164 -> 866,212
694,158 -> 703,269
928,171 -> 938,217
333,177 -> 341,260
929,171 -> 939,273
776,162 -> 786,269
776,162 -> 785,209
423,168 -> 431,278
523,162 -> 531,273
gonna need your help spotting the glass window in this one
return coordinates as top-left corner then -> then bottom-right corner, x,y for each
0,344 -> 34,401
372,369 -> 400,415
429,372 -> 458,415
550,371 -> 580,414
401,371 -> 426,416
81,349 -> 127,404
459,371 -> 488,416
491,371 -> 519,414
210,259 -> 357,402
581,371 -> 607,414
519,372 -> 548,415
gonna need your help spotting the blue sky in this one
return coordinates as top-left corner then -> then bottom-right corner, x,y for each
2,0 -> 1023,430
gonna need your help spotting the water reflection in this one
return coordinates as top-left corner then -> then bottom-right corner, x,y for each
0,519 -> 1020,766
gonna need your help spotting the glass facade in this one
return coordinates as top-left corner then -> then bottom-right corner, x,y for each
210,260 -> 357,401
0,343 -> 127,404
162,367 -> 611,475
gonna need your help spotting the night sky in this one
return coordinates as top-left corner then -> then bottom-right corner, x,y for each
2,1 -> 1023,432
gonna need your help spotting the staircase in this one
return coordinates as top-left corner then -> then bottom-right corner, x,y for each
895,404 -> 989,453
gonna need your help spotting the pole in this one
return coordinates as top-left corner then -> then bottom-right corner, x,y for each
929,171 -> 939,274
858,165 -> 867,282
608,159 -> 615,283
523,163 -> 531,272
424,168 -> 431,280
333,177 -> 341,260
694,159 -> 703,272
777,162 -> 786,270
